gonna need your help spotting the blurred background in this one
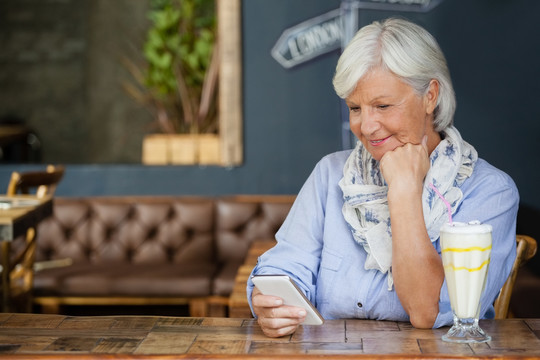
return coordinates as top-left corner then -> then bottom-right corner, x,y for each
0,0 -> 539,316
0,0 -> 538,224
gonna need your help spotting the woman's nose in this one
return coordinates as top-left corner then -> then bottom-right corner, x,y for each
359,112 -> 381,136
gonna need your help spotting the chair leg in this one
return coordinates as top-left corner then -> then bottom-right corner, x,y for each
207,303 -> 227,317
6,228 -> 37,313
38,302 -> 61,314
189,298 -> 208,317
22,228 -> 36,313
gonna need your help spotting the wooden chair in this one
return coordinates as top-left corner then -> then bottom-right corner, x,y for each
1,165 -> 65,312
494,235 -> 537,319
6,165 -> 65,198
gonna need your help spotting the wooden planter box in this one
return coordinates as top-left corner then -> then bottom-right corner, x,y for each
142,134 -> 220,165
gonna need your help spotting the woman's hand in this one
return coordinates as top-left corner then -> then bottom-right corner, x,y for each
379,135 -> 430,195
379,135 -> 444,328
252,286 -> 307,338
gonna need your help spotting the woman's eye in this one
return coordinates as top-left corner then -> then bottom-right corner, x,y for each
349,106 -> 360,113
377,104 -> 390,110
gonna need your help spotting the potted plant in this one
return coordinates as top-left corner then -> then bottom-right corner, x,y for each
124,0 -> 219,165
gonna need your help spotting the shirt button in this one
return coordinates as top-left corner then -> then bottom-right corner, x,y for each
357,302 -> 363,308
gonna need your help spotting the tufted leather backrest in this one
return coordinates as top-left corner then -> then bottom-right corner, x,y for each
215,195 -> 296,263
36,197 -> 216,264
35,195 -> 295,266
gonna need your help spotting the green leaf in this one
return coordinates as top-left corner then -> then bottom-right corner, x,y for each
146,29 -> 164,48
141,0 -> 218,132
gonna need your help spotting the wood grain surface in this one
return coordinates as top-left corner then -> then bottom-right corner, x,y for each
0,313 -> 539,359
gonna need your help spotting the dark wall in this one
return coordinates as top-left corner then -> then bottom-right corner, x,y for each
0,0 -> 90,163
0,0 -> 343,197
0,0 -> 538,219
0,0 -> 152,164
355,0 -> 540,211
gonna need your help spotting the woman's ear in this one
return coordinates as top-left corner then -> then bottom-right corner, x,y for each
425,79 -> 439,115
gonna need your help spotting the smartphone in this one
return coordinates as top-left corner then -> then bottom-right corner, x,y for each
251,274 -> 324,325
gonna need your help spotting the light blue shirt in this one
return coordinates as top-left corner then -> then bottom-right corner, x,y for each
247,150 -> 519,328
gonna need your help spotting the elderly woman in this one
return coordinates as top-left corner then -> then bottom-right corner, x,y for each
247,18 -> 519,337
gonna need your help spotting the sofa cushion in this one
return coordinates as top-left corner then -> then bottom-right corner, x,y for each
34,262 -> 215,297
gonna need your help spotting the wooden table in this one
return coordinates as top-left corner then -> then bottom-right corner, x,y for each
0,195 -> 52,241
0,196 -> 53,311
0,313 -> 538,359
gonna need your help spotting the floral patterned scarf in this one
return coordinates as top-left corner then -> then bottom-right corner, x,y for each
338,126 -> 478,290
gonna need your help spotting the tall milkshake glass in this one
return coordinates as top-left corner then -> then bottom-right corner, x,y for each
440,221 -> 492,343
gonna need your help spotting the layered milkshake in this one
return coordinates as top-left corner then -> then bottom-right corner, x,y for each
440,221 -> 492,343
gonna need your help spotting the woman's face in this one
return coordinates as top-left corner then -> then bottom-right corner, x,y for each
346,67 -> 440,161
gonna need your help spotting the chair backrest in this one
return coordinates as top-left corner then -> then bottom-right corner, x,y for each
6,165 -> 65,199
494,234 -> 537,319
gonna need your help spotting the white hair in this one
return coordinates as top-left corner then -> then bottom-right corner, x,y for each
333,18 -> 456,131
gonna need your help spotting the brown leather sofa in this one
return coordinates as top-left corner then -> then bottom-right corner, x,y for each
31,195 -> 295,316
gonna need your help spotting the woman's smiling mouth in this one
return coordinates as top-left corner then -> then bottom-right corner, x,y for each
369,136 -> 391,146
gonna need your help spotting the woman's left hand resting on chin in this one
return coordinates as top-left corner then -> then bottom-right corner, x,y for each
251,286 -> 307,338
379,135 -> 430,193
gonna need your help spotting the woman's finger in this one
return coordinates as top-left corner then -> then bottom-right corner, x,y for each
257,312 -> 304,338
258,304 -> 307,320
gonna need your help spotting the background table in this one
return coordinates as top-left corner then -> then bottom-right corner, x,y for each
0,313 -> 538,359
0,195 -> 52,241
0,196 -> 53,311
